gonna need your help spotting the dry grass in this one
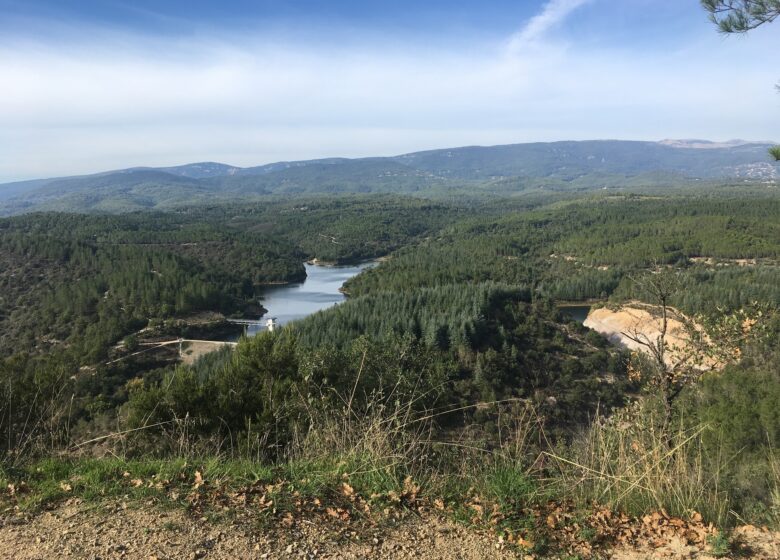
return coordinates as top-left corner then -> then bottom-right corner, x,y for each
287,379 -> 547,506
292,398 -> 435,493
0,372 -> 73,466
769,446 -> 780,527
547,400 -> 729,525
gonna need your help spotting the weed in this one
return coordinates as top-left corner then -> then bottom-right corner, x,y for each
162,521 -> 181,532
577,525 -> 597,543
706,532 -> 731,557
483,464 -> 537,508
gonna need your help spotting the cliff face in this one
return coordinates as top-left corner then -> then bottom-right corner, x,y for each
584,305 -> 713,369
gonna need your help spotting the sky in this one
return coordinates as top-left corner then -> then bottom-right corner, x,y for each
0,0 -> 778,182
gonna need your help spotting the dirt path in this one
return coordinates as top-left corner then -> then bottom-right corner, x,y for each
0,499 -> 516,560
1,500 -> 777,559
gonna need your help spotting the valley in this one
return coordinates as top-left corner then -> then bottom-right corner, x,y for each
0,155 -> 778,559
4,0 -> 780,555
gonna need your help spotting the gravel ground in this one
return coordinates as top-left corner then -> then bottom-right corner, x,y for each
0,499 -> 777,559
0,499 -> 517,560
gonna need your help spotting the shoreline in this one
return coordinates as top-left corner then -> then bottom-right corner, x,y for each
306,256 -> 381,267
555,299 -> 608,307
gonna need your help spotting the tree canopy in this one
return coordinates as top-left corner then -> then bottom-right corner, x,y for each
702,0 -> 780,32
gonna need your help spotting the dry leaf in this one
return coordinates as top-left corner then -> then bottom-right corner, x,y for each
340,482 -> 355,498
402,476 -> 420,502
325,507 -> 349,521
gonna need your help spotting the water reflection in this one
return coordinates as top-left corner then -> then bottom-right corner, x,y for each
242,261 -> 374,336
558,305 -> 591,324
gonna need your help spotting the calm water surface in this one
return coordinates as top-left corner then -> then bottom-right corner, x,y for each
558,305 -> 591,324
242,262 -> 374,336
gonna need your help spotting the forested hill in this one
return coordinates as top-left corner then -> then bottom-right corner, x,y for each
1,139 -> 777,214
392,139 -> 778,180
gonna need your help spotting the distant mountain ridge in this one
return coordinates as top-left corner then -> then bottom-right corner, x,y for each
1,139 -> 777,214
158,162 -> 241,179
657,139 -> 776,149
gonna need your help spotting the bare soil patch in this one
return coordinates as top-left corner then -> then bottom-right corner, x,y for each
0,499 -> 517,560
583,305 -> 718,369
1,499 -> 778,559
180,341 -> 235,365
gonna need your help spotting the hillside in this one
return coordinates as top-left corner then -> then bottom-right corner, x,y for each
393,139 -> 778,180
1,139 -> 777,214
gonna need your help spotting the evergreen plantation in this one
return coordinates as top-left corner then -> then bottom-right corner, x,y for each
344,196 -> 780,310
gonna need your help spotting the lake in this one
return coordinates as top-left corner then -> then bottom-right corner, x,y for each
240,261 -> 374,337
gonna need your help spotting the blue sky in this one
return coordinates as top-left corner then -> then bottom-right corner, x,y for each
0,0 -> 778,181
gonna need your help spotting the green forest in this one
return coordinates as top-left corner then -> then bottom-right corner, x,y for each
1,189 -> 779,537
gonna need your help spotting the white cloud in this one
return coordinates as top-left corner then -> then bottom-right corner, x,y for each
507,0 -> 590,53
0,5 -> 778,182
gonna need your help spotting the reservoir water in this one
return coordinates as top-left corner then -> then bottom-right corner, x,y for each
241,261 -> 374,337
558,304 -> 591,324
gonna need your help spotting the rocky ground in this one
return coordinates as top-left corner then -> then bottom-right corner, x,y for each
0,499 -> 777,559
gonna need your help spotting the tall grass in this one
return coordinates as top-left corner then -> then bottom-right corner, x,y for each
0,368 -> 73,465
549,400 -> 730,525
288,389 -> 549,511
769,446 -> 780,527
292,396 -> 436,494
